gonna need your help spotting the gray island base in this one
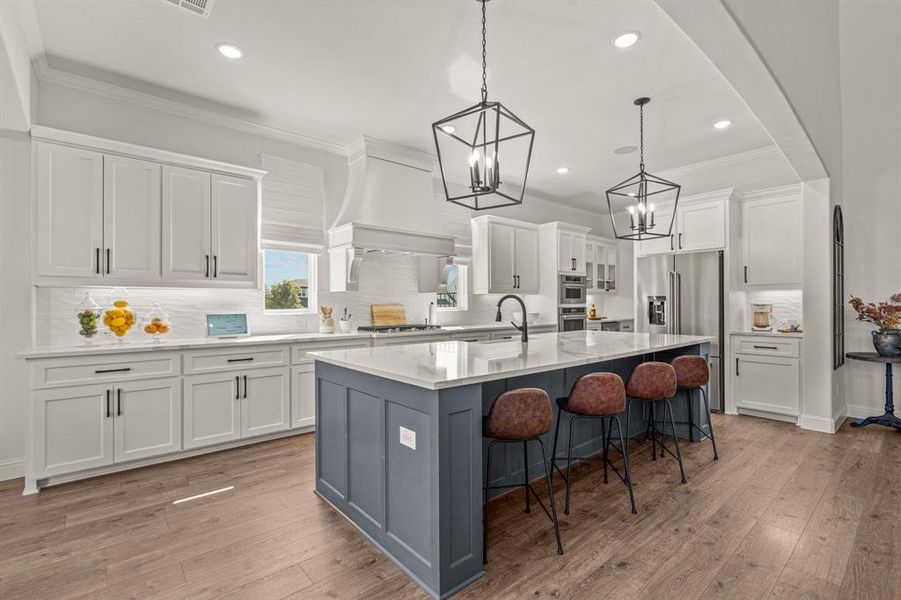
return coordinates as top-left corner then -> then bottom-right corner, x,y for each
311,331 -> 712,599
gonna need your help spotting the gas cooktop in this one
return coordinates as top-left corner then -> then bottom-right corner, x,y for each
357,325 -> 442,333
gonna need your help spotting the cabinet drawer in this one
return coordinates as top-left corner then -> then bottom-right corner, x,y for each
292,339 -> 371,364
733,336 -> 800,358
33,353 -> 180,389
184,346 -> 288,374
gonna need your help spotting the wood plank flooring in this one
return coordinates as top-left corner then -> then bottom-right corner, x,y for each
1,415 -> 899,600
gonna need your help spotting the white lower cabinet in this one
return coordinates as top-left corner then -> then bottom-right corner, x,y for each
34,383 -> 114,477
242,367 -> 290,437
291,362 -> 316,429
114,377 -> 181,462
731,336 -> 801,417
183,372 -> 242,449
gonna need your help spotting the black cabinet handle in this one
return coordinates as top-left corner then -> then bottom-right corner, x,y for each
95,367 -> 131,374
670,235 -> 674,251
106,389 -> 111,418
227,357 -> 254,363
571,257 -> 576,271
235,376 -> 240,400
736,358 -> 740,376
744,266 -> 748,284
243,375 -> 248,399
205,254 -> 210,278
678,233 -> 683,249
753,345 -> 778,350
95,248 -> 101,275
512,275 -> 516,289
213,255 -> 218,278
106,248 -> 111,274
117,388 -> 122,416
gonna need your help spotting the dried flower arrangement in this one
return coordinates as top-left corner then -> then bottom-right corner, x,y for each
849,292 -> 901,331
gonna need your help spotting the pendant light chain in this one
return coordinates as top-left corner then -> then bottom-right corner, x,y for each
480,0 -> 488,104
639,102 -> 645,171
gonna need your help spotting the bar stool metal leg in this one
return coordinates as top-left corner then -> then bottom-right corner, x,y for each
523,442 -> 531,513
611,414 -> 637,514
564,415 -> 577,515
602,416 -> 611,484
536,438 -> 564,555
550,406 -> 563,486
664,399 -> 687,483
700,387 -> 719,460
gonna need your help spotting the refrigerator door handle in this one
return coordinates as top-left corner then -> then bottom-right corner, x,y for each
667,271 -> 675,334
677,272 -> 683,334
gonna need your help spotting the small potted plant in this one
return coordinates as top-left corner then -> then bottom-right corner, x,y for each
849,292 -> 901,357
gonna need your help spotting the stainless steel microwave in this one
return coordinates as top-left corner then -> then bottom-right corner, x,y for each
559,275 -> 586,305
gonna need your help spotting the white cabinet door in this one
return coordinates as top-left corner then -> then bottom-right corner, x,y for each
732,354 -> 800,416
743,195 -> 802,286
488,222 -> 516,293
584,241 -> 597,291
636,209 -> 675,256
103,155 -> 161,281
162,166 -> 211,283
35,143 -> 104,278
677,200 -> 725,252
514,226 -> 539,293
571,233 -> 587,275
291,363 -> 316,429
114,377 -> 181,463
211,174 -> 258,284
33,383 -> 114,477
242,367 -> 290,438
183,372 -> 241,449
557,231 -> 574,273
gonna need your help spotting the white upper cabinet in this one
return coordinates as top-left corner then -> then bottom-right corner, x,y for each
677,200 -> 725,253
555,228 -> 587,275
586,237 -> 618,293
103,155 -> 161,281
32,129 -> 264,288
35,143 -> 104,278
211,174 -> 259,284
742,190 -> 803,287
162,165 -> 211,283
472,216 -> 540,294
637,195 -> 727,257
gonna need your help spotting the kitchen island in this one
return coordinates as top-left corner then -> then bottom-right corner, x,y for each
311,331 -> 711,599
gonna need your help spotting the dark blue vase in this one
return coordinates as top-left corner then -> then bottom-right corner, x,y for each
872,330 -> 901,357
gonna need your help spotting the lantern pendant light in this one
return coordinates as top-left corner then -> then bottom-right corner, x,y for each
432,0 -> 535,211
605,97 -> 680,241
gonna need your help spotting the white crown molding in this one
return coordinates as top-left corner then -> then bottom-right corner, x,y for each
32,55 -> 349,156
656,145 -> 787,181
742,182 -> 804,201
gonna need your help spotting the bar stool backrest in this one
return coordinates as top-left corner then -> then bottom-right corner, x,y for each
671,355 -> 710,388
485,388 -> 552,440
568,373 -> 626,416
626,362 -> 677,401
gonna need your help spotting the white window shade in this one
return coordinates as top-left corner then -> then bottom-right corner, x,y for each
260,154 -> 326,250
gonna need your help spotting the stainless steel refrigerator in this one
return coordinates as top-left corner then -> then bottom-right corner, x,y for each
636,251 -> 725,411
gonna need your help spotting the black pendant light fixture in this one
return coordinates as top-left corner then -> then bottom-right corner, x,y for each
605,97 -> 680,241
432,0 -> 535,211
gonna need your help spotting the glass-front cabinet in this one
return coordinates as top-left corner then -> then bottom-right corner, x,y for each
585,237 -> 617,293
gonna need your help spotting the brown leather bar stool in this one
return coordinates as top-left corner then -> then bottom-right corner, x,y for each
625,362 -> 687,483
483,388 -> 563,564
551,372 -> 637,515
672,356 -> 719,460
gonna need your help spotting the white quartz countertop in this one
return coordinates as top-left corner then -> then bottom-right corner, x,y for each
311,331 -> 713,390
19,322 -> 557,359
730,330 -> 804,338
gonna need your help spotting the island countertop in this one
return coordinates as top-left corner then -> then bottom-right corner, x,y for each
310,330 -> 712,390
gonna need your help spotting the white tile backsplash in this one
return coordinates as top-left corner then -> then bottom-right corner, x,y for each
744,289 -> 803,330
36,252 -> 546,346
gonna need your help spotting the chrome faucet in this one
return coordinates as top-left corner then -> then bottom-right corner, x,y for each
495,294 -> 529,343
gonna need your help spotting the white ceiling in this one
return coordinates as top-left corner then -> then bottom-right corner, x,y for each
30,0 -> 784,205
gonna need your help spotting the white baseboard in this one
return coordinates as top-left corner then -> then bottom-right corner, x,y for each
845,404 -> 884,420
798,413 -> 842,434
0,459 -> 24,481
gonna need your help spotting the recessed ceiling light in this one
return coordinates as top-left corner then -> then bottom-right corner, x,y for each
216,43 -> 243,60
440,125 -> 456,134
713,120 -> 732,129
613,31 -> 641,49
556,167 -> 570,174
614,145 -> 638,155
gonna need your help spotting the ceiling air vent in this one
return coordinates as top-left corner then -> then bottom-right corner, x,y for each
161,0 -> 215,19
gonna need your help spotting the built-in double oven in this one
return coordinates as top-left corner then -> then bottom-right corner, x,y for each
558,274 -> 587,332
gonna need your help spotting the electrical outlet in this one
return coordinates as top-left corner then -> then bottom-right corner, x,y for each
399,426 -> 416,450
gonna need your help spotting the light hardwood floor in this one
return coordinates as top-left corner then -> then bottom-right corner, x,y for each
1,414 -> 899,599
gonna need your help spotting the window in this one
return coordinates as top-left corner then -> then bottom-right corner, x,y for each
263,249 -> 317,313
832,205 -> 845,369
437,264 -> 468,311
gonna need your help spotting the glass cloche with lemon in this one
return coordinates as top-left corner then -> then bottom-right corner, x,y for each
103,287 -> 136,341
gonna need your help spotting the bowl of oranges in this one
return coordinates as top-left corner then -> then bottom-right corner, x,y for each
143,304 -> 171,342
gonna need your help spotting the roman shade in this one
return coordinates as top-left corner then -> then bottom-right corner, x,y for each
260,154 -> 326,250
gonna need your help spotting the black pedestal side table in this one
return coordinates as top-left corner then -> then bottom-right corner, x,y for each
846,352 -> 901,431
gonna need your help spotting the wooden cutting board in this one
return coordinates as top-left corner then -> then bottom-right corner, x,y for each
371,304 -> 406,326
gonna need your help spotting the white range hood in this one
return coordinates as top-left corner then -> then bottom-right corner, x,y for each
328,137 -> 458,291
